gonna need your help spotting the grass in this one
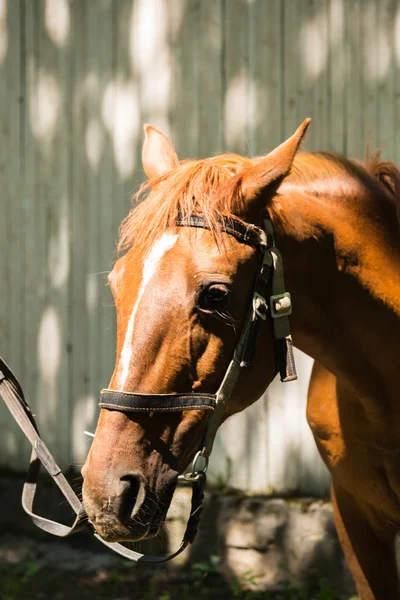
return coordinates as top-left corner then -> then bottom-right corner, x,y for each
0,555 -> 358,600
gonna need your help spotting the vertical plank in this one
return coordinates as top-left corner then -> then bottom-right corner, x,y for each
70,0 -> 111,465
244,0 -> 284,492
248,0 -> 282,154
22,0 -> 48,464
0,0 -> 24,468
33,0 -> 72,462
198,0 -> 223,156
377,0 -> 396,161
312,0 -> 329,150
170,0 -> 201,157
70,0 -> 90,462
96,0 -> 120,406
97,0 -> 116,403
295,0 -> 329,151
362,0 -> 379,156
328,0 -> 346,154
282,0 -> 302,141
83,0 -> 101,461
223,0 -> 250,154
345,0 -> 364,158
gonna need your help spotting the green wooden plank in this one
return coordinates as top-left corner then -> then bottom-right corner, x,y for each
21,0 -> 49,468
98,0 -> 118,400
246,0 -> 283,490
198,0 -> 223,156
83,0 -> 116,464
362,0 -> 379,157
223,0 -> 249,154
248,0 -> 282,154
32,0 -> 72,465
0,0 -> 24,469
282,0 -> 301,140
377,0 -> 397,161
328,0 -> 346,153
345,0 -> 364,158
170,0 -> 201,158
70,0 -> 90,463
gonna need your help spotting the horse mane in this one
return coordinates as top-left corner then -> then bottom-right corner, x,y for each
364,151 -> 400,206
289,151 -> 400,201
118,150 -> 400,255
286,151 -> 400,228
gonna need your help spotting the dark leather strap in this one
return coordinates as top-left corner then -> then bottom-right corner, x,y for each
176,214 -> 267,247
100,390 -> 216,412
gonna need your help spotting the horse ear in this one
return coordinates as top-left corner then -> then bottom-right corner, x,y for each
142,124 -> 179,180
239,118 -> 311,212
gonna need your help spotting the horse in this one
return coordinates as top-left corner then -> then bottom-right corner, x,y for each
81,120 -> 400,599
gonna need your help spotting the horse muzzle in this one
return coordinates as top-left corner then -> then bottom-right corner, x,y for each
83,471 -> 160,542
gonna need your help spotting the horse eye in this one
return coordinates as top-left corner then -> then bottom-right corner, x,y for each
197,284 -> 231,312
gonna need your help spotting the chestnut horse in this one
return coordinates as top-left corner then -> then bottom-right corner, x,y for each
82,121 -> 400,599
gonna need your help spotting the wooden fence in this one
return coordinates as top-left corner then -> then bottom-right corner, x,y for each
1,0 -> 399,495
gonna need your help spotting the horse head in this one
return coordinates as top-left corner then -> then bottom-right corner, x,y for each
81,119 -> 310,543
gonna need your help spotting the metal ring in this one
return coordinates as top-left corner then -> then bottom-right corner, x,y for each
177,451 -> 208,484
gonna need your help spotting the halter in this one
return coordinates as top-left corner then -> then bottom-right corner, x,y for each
0,212 -> 297,564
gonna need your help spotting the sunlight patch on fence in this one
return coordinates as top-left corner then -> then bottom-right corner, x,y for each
394,7 -> 400,65
102,77 -> 139,179
329,0 -> 344,46
0,0 -> 8,67
71,393 -> 97,459
48,197 -> 70,290
224,71 -> 250,149
300,8 -> 328,80
362,2 -> 390,82
38,306 -> 61,383
44,0 -> 70,48
85,118 -> 105,170
37,306 -> 62,440
29,65 -> 61,147
130,0 -> 173,134
86,273 -> 99,314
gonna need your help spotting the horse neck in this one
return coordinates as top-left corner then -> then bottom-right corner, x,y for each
271,182 -> 400,408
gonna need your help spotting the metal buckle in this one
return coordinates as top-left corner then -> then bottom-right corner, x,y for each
270,292 -> 292,318
178,451 -> 208,483
253,293 -> 268,320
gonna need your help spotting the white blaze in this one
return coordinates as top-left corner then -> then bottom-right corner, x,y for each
118,232 -> 179,386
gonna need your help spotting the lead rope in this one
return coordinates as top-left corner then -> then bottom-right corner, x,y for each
0,357 -> 205,563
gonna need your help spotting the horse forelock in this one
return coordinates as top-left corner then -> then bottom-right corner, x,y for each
117,154 -> 253,256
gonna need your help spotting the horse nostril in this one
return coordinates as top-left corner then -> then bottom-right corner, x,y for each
117,474 -> 143,523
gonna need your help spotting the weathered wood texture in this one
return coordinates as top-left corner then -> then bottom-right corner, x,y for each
1,0 -> 399,495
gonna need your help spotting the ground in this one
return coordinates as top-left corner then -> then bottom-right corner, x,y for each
0,533 -> 357,600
